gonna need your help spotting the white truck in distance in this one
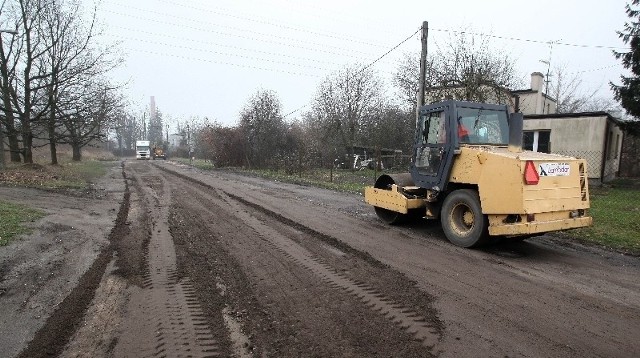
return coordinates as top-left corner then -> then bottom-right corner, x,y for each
136,140 -> 151,160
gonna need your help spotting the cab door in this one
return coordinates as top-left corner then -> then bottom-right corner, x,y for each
410,103 -> 455,192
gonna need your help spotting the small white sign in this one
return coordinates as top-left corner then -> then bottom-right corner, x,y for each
539,162 -> 570,176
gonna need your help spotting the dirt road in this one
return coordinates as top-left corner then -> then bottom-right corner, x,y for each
2,160 -> 639,357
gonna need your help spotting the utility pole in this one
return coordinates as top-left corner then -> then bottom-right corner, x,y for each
187,124 -> 192,165
416,21 -> 428,126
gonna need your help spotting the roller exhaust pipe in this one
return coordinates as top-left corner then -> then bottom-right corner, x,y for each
508,112 -> 523,153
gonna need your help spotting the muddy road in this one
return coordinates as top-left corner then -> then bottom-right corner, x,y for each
3,160 -> 640,357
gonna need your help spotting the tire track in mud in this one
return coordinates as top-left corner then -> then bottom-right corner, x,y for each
17,164 -> 131,358
114,168 -> 221,358
216,188 -> 440,350
159,164 -> 442,356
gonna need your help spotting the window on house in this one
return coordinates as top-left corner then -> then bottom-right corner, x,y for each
537,131 -> 551,153
523,130 -> 551,153
523,131 -> 534,151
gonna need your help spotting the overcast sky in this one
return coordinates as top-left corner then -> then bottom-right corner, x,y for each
87,0 -> 630,128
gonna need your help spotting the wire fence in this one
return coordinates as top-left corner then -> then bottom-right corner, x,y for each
553,150 -> 621,184
552,150 -> 639,237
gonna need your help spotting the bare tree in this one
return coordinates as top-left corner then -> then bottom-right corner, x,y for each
0,0 -> 121,163
393,30 -> 522,112
310,64 -> 385,162
239,89 -> 286,168
172,115 -> 212,158
41,0 -> 122,162
550,64 -> 621,114
0,5 -> 21,163
114,110 -> 140,155
147,108 -> 163,147
2,0 -> 54,164
393,54 -> 434,110
198,122 -> 245,167
63,79 -> 122,160
360,105 -> 414,154
39,0 -> 96,163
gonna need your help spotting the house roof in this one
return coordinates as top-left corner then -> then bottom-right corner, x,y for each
511,89 -> 536,94
511,89 -> 557,102
524,111 -> 625,126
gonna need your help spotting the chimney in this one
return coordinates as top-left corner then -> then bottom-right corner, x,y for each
531,72 -> 544,92
150,96 -> 156,120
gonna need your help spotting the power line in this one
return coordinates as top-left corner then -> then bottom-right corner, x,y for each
108,2 -> 627,55
430,28 -> 628,50
156,0 -> 389,49
102,7 -> 382,57
571,64 -> 620,74
114,27 -> 347,67
354,27 -> 420,77
111,35 -> 335,72
105,3 -> 626,67
125,48 -> 323,78
283,27 -> 422,118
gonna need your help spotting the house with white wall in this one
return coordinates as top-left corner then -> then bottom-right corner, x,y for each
521,112 -> 624,182
512,72 -> 624,183
512,72 -> 557,115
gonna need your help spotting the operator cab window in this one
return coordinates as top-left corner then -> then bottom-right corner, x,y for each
456,108 -> 509,145
421,111 -> 446,145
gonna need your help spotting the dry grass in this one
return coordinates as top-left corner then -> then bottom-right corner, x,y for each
0,144 -> 115,189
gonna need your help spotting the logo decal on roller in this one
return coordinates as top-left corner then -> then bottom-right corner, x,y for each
539,163 -> 570,176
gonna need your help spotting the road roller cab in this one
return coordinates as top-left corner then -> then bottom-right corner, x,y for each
364,100 -> 592,248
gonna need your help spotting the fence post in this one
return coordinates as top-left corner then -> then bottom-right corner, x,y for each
374,146 -> 380,181
299,151 -> 302,178
330,163 -> 333,183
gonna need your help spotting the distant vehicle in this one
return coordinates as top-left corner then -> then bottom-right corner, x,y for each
135,140 -> 151,160
360,158 -> 384,170
152,145 -> 167,160
335,154 -> 383,170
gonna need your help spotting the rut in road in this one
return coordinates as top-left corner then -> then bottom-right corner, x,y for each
165,165 -> 442,357
217,188 -> 439,346
114,171 -> 221,357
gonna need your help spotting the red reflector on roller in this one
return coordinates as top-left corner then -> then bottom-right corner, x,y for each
524,160 -> 539,185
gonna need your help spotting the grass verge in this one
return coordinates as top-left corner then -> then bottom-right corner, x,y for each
0,159 -> 109,189
172,158 -> 379,193
1,159 -> 110,246
173,157 -> 215,170
0,200 -> 45,246
570,184 -> 640,254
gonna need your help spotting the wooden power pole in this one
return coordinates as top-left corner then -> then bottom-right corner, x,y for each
416,21 -> 428,125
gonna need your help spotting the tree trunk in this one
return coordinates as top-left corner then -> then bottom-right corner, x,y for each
21,111 -> 33,164
0,37 -> 20,163
22,130 -> 32,164
47,86 -> 58,165
5,119 -> 22,162
48,120 -> 58,165
72,143 -> 81,161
